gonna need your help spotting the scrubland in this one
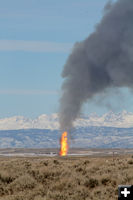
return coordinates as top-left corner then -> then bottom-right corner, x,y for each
0,155 -> 133,200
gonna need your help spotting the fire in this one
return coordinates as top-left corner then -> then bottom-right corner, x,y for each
60,131 -> 68,156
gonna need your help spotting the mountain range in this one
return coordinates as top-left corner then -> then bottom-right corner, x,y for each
0,111 -> 133,149
0,110 -> 133,130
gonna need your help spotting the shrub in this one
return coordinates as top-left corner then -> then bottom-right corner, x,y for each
76,167 -> 83,172
0,172 -> 14,184
84,178 -> 99,188
53,160 -> 59,165
0,155 -> 132,200
9,174 -> 36,192
101,177 -> 111,185
83,160 -> 90,165
128,160 -> 133,165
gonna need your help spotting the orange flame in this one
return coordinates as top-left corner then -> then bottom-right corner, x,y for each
60,131 -> 68,156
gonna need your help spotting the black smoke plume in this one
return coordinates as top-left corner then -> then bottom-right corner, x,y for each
59,0 -> 133,130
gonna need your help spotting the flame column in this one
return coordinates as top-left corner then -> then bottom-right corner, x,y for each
60,131 -> 68,156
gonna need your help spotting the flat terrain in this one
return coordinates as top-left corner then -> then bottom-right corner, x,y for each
0,152 -> 133,200
1,148 -> 133,157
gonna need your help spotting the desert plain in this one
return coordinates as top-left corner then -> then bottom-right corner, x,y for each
0,149 -> 133,200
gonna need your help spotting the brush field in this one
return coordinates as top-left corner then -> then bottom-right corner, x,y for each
0,155 -> 133,200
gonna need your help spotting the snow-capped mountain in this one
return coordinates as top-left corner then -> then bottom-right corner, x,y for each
0,110 -> 133,130
0,111 -> 133,149
0,126 -> 133,148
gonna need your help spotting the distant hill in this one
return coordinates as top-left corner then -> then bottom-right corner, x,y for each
0,126 -> 133,148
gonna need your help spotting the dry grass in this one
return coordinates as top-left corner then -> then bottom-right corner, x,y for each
0,155 -> 133,200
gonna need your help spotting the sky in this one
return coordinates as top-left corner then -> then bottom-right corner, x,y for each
0,0 -> 133,118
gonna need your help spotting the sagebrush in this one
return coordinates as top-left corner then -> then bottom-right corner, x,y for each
0,155 -> 133,200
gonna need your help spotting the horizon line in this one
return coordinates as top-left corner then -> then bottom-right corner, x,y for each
0,39 -> 73,53
0,89 -> 59,95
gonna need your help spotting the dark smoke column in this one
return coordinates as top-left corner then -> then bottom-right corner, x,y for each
59,0 -> 133,131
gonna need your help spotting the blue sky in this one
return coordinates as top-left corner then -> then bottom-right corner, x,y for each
0,0 -> 132,118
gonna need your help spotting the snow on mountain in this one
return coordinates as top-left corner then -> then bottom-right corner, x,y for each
0,110 -> 133,130
75,110 -> 133,128
0,111 -> 133,148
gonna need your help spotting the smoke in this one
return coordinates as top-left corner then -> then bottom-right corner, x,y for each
59,0 -> 133,130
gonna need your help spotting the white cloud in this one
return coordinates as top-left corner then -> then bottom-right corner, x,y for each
0,89 -> 59,95
0,40 -> 73,53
